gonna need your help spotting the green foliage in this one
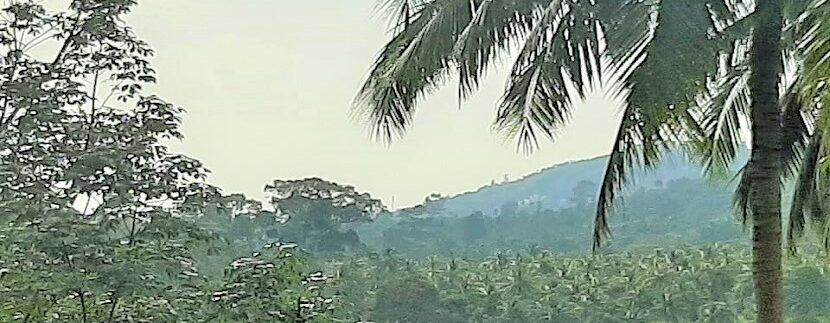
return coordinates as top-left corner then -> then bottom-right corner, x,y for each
786,264 -> 830,317
322,244 -> 830,323
2,1 -> 829,322
356,178 -> 742,258
0,2 -> 331,322
264,178 -> 385,254
373,276 -> 452,323
196,243 -> 334,322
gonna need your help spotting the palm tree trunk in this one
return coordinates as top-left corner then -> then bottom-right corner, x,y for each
748,0 -> 785,322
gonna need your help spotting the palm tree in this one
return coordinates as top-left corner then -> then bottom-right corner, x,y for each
744,1 -> 785,321
355,0 -> 829,322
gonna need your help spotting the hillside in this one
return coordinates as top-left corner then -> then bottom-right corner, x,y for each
420,149 -> 746,217
353,149 -> 752,258
199,149 -> 754,259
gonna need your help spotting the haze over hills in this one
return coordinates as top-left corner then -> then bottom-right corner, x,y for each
200,148 -> 755,259
350,149 -> 752,257
411,149 -> 749,218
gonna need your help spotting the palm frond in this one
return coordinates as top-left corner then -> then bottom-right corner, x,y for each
494,0 -> 613,152
355,0 -> 475,142
603,0 -> 653,75
786,0 -> 830,252
593,105 -> 693,250
690,43 -> 752,176
781,81 -> 813,178
709,0 -> 756,26
358,0 -> 563,143
799,0 -> 830,110
784,0 -> 825,43
733,164 -> 753,224
594,0 -> 733,248
787,129 -> 823,252
453,0 -> 546,101
376,0 -> 428,32
621,0 -> 727,117
593,108 -> 658,250
683,2 -> 755,178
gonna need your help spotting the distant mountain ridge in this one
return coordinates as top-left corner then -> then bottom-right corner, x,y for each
425,149 -> 748,217
356,148 -> 750,257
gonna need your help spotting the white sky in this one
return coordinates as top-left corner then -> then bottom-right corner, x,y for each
124,0 -> 623,209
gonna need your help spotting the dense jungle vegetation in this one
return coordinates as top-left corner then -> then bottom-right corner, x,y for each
189,175 -> 830,323
10,170 -> 829,322
2,0 -> 830,322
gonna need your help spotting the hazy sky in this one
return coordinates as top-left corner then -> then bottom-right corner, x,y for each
125,0 -> 623,209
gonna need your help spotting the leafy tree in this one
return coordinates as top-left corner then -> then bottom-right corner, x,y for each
265,177 -> 385,253
199,243 -> 334,322
206,195 -> 275,246
0,2 -> 335,322
0,1 -> 227,321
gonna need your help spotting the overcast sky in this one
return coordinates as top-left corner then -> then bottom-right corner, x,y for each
125,0 -> 623,209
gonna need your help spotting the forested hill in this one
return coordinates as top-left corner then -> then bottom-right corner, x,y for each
416,149 -> 748,218
348,149 -> 752,258
202,149 -> 753,259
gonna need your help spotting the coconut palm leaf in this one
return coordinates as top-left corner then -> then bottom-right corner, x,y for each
787,129 -> 824,252
493,1 -> 654,153
799,1 -> 830,109
355,0 -> 477,141
786,0 -> 830,250
594,0 -> 740,247
732,164 -> 754,224
494,0 -> 605,151
452,0 -> 546,101
357,0 -> 821,252
781,81 -> 813,178
689,40 -> 752,177
376,0 -> 427,32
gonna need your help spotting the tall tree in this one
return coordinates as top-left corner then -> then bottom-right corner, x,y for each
0,1 -> 219,320
746,1 -> 785,321
0,2 -> 338,321
265,177 -> 385,253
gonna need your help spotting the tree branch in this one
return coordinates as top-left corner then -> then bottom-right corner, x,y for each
51,13 -> 83,67
106,295 -> 118,323
77,289 -> 88,323
0,6 -> 22,129
128,210 -> 138,246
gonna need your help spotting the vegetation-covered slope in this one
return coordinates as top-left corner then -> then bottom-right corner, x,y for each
348,152 -> 748,258
324,244 -> 830,323
422,150 -> 745,218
